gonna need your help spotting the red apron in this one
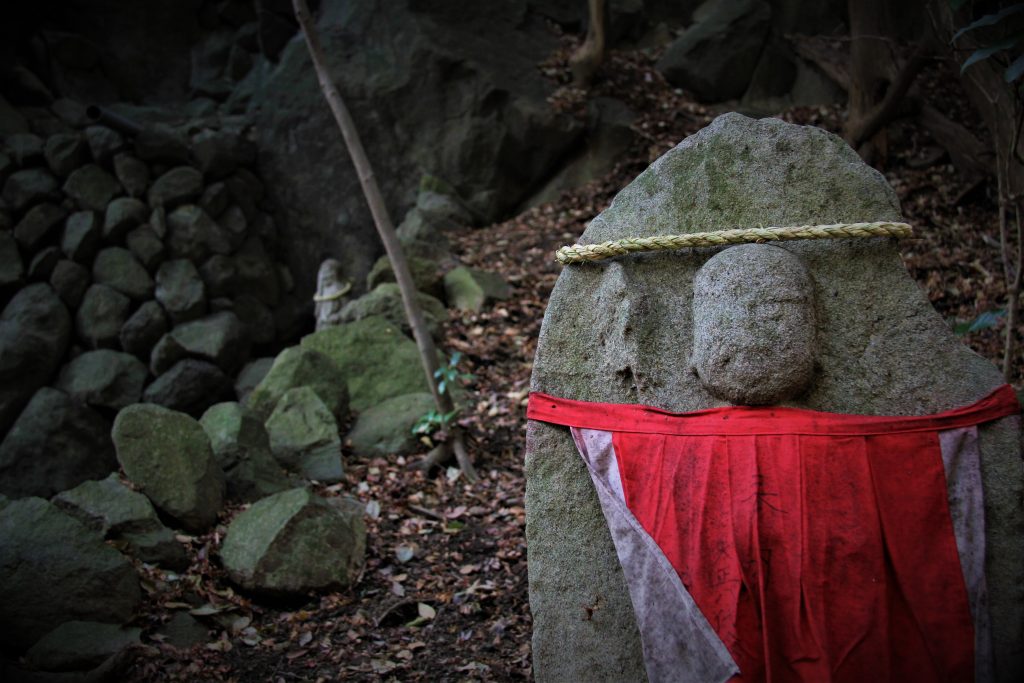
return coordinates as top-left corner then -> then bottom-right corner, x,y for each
528,386 -> 1020,683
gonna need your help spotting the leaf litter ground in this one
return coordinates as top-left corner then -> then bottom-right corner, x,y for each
122,35 -> 1014,683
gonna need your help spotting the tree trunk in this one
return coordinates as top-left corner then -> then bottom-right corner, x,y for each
570,0 -> 606,86
293,0 -> 478,482
845,0 -> 897,163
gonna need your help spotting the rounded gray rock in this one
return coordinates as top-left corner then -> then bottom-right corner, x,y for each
220,487 -> 365,595
57,349 -> 148,410
112,403 -> 225,532
155,258 -> 207,324
63,164 -> 122,212
0,387 -> 115,499
0,497 -> 141,651
120,300 -> 168,359
143,358 -> 232,416
148,166 -> 203,209
43,133 -> 88,178
75,283 -> 131,348
103,196 -> 148,243
0,283 -> 71,434
92,246 -> 154,301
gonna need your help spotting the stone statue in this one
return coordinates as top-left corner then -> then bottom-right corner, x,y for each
313,258 -> 351,330
525,114 -> 1023,682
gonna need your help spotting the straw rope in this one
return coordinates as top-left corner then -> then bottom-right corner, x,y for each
555,221 -> 913,264
312,280 -> 352,302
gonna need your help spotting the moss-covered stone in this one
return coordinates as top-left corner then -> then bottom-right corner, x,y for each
339,283 -> 446,338
220,487 -> 365,595
247,346 -> 348,421
300,316 -> 433,412
200,402 -> 291,502
264,387 -> 342,483
442,266 -> 509,312
347,392 -> 434,457
112,403 -> 225,532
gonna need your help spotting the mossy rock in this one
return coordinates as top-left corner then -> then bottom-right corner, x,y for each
300,315 -> 435,412
339,283 -> 447,339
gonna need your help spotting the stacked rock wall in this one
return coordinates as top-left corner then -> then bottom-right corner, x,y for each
0,103 -> 309,498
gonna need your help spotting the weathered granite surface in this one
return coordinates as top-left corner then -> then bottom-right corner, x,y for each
526,113 -> 1023,681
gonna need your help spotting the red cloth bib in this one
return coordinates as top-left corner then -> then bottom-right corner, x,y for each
528,386 -> 1020,683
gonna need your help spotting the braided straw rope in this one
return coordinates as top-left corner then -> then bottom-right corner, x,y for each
555,221 -> 913,264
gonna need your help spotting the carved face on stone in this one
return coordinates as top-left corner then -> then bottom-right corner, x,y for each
690,244 -> 816,405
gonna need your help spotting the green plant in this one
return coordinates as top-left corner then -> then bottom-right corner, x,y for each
952,2 -> 1024,85
411,353 -> 474,438
952,309 -> 1006,335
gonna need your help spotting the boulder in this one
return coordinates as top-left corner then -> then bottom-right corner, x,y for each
76,283 -> 131,348
158,612 -> 209,649
656,0 -> 772,102
525,113 -> 1024,681
264,387 -> 343,483
219,204 -> 248,250
92,246 -> 154,301
3,168 -> 59,212
247,345 -> 349,420
200,402 -> 291,502
219,487 -> 365,595
200,180 -> 230,217
56,349 -> 147,410
0,497 -> 141,651
366,253 -> 443,298
44,132 -> 88,177
103,196 -> 148,242
14,202 -> 67,253
166,204 -> 232,261
235,356 -> 274,403
149,331 -> 187,375
7,132 -> 44,165
443,266 -> 510,312
120,300 -> 169,358
301,315 -> 432,411
112,403 -> 225,532
135,127 -> 190,164
63,164 -> 122,211
155,258 -> 207,324
123,226 -> 163,273
28,245 -> 61,281
112,153 -> 150,198
50,258 -> 90,308
166,311 -> 249,372
191,129 -> 251,177
0,387 -> 115,499
84,124 -> 124,165
348,392 -> 435,457
339,282 -> 446,338
148,166 -> 203,209
25,621 -> 141,672
0,230 -> 23,295
199,253 -> 236,298
52,473 -> 188,570
0,284 -> 71,434
62,209 -> 101,263
143,359 -> 232,416
231,236 -> 279,305
233,293 -> 276,345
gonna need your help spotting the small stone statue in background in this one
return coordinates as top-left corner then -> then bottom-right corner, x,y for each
313,258 -> 351,330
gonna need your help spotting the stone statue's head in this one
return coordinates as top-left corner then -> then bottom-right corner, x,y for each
316,258 -> 344,290
690,244 -> 817,405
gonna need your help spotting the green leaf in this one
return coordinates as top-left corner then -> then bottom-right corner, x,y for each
1006,53 -> 1024,81
953,4 -> 1024,42
949,0 -> 971,9
438,379 -> 447,395
961,35 -> 1022,72
968,309 -> 1005,332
